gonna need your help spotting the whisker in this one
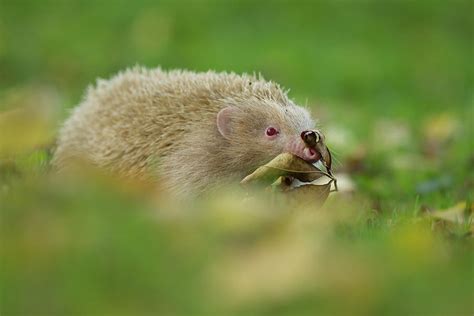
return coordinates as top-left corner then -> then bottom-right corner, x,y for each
332,155 -> 343,168
328,149 -> 343,168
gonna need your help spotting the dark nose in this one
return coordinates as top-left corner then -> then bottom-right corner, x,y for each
300,130 -> 320,148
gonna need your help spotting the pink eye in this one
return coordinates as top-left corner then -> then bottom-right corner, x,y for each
265,127 -> 279,137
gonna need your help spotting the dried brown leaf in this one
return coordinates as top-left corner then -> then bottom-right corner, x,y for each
282,181 -> 332,208
240,153 -> 326,186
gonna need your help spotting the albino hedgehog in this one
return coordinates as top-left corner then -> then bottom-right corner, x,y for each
52,67 -> 325,195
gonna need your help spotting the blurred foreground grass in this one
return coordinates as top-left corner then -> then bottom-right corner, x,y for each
1,1 -> 473,315
2,173 -> 473,315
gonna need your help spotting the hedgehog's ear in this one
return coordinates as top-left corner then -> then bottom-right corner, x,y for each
217,107 -> 236,140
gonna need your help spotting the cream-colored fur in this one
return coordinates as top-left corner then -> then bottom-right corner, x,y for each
52,67 -> 315,195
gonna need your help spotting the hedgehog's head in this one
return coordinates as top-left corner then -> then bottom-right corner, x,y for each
216,98 -> 323,174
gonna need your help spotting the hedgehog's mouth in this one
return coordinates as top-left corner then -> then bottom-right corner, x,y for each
303,147 -> 321,163
285,139 -> 321,164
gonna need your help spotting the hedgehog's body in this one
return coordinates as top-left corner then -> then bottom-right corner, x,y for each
53,67 -> 319,195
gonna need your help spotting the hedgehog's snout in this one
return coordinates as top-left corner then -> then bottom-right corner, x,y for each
300,130 -> 321,148
284,131 -> 321,163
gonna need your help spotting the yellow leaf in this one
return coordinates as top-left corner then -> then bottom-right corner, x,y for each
0,107 -> 56,156
240,153 -> 327,186
429,202 -> 472,225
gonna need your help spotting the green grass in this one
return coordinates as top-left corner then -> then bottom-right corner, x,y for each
1,1 -> 473,315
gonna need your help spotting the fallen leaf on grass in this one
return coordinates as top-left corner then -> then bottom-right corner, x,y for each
0,107 -> 56,156
0,85 -> 60,157
428,202 -> 473,235
429,202 -> 472,224
422,113 -> 460,158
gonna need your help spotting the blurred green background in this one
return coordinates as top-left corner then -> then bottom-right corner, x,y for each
1,1 -> 473,315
